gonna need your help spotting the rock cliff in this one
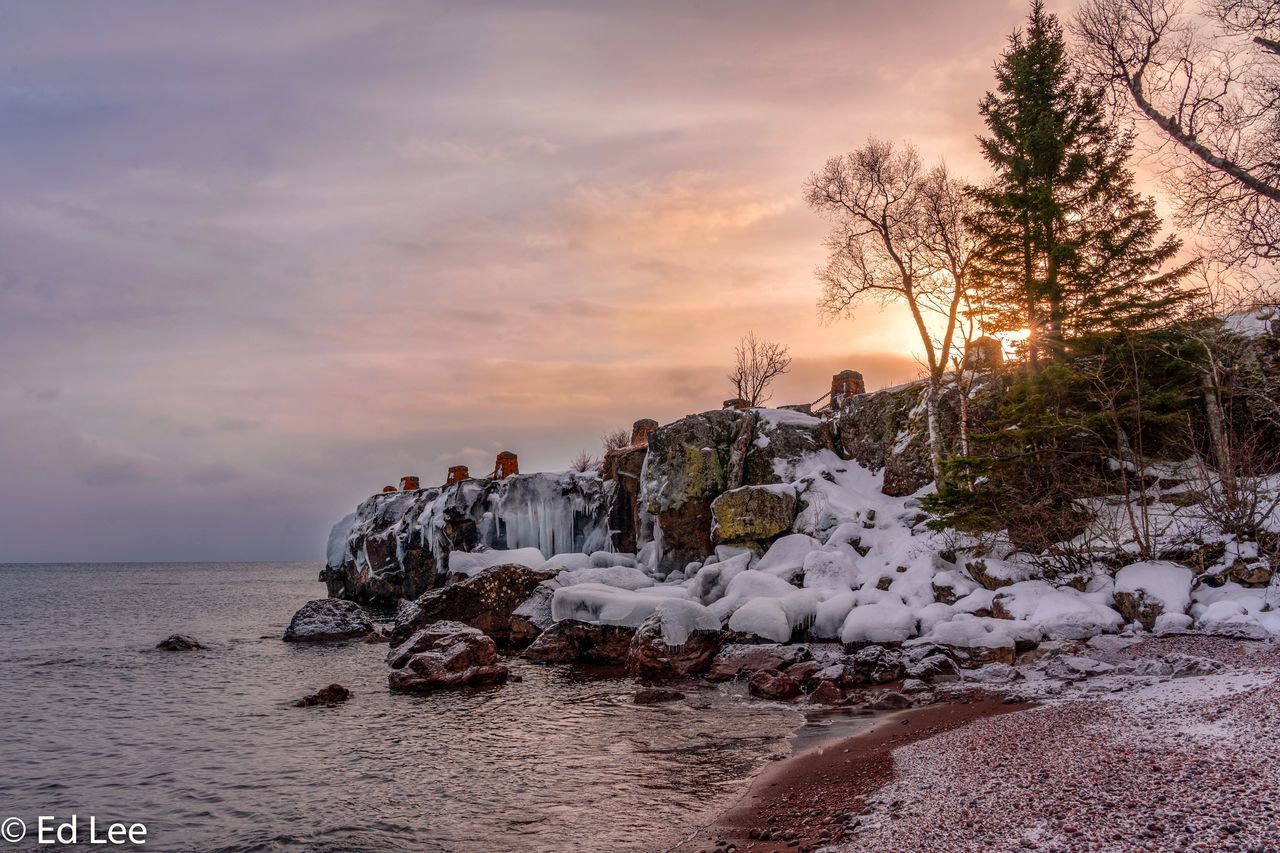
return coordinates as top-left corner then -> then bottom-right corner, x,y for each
323,470 -> 609,604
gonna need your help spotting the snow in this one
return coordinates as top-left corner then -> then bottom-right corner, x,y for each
1223,306 -> 1277,337
911,613 -> 1042,651
994,581 -> 1124,639
755,407 -> 823,428
643,599 -> 722,645
326,512 -> 358,569
801,547 -> 863,591
1114,560 -> 1194,613
756,533 -> 822,579
550,582 -> 699,628
728,598 -> 791,641
447,547 -> 548,576
839,600 -> 918,644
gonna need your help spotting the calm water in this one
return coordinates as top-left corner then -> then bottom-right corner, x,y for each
0,563 -> 809,852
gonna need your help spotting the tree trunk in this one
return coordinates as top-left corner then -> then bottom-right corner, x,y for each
1200,365 -> 1236,499
925,380 -> 945,485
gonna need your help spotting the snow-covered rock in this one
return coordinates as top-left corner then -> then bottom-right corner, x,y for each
1113,561 -> 1194,631
283,599 -> 374,642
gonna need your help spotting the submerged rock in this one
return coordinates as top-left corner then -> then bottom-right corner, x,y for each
633,687 -> 685,705
283,599 -> 374,642
521,620 -> 636,665
391,564 -> 558,648
387,621 -> 508,693
155,634 -> 204,651
294,683 -> 351,707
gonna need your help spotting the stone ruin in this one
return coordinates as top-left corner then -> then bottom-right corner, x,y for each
446,465 -> 471,486
382,485 -> 397,493
630,418 -> 658,448
830,370 -> 865,406
963,335 -> 1004,369
399,475 -> 421,491
493,451 -> 519,479
723,398 -> 751,410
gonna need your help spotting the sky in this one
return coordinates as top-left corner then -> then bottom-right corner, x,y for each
0,0 -> 1086,562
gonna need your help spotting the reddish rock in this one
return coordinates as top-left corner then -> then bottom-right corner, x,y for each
624,612 -> 721,680
748,669 -> 802,700
521,620 -> 636,665
809,679 -> 843,705
831,369 -> 866,399
294,683 -> 351,707
387,621 -> 508,693
707,643 -> 813,682
391,564 -> 558,648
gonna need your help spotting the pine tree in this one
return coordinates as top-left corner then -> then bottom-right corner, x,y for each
969,0 -> 1188,368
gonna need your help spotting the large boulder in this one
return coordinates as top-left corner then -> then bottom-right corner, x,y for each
710,485 -> 797,544
323,490 -> 443,605
283,599 -> 374,642
387,621 -> 509,693
624,610 -> 722,680
639,408 -> 834,573
391,564 -> 558,647
521,620 -> 636,665
706,643 -> 813,682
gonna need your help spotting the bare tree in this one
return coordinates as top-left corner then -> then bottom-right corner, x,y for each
601,428 -> 630,455
1074,0 -> 1280,267
569,450 -> 598,473
805,140 -> 983,481
728,332 -> 792,407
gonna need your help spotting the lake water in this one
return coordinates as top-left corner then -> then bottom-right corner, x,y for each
0,562 -> 810,852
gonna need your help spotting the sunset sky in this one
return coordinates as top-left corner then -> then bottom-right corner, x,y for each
2,0 -> 1109,561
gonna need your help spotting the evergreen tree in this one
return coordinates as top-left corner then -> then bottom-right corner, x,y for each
969,0 -> 1188,368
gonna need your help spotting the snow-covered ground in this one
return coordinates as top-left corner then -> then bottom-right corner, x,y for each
469,449 -> 1280,654
841,635 -> 1280,852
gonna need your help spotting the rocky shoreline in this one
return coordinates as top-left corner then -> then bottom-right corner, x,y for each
297,375 -> 1279,850
675,632 -> 1278,853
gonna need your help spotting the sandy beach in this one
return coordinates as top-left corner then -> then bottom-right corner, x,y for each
678,635 -> 1279,853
